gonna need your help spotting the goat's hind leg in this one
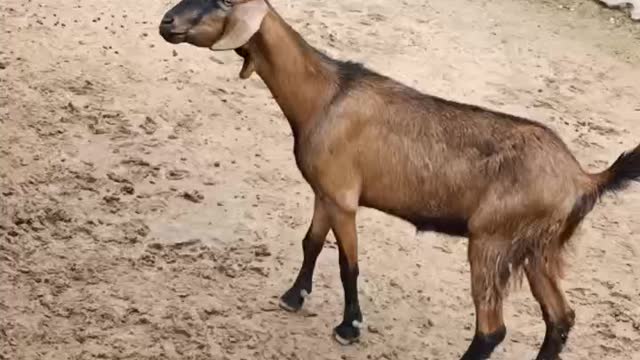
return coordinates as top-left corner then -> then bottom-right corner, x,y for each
461,239 -> 509,360
525,257 -> 575,360
280,196 -> 331,312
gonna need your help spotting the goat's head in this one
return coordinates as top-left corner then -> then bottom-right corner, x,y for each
159,0 -> 268,50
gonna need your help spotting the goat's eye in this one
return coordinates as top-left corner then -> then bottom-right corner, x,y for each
221,0 -> 233,7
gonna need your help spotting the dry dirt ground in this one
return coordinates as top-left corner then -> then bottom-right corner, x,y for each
1,0 -> 639,359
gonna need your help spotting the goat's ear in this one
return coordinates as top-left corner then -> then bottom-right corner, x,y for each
210,0 -> 268,51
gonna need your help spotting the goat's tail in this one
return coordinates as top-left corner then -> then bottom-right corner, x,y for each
593,144 -> 640,195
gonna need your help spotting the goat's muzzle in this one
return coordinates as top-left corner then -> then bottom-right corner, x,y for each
159,14 -> 188,44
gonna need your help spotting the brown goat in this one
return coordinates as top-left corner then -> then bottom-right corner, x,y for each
158,1 -> 640,359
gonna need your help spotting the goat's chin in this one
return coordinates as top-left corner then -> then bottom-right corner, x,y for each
186,39 -> 216,48
184,32 -> 219,48
159,31 -> 187,44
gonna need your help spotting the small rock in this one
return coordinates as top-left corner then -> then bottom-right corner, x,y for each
121,158 -> 150,167
121,184 -> 135,195
147,242 -> 163,251
166,169 -> 189,180
88,123 -> 108,135
107,172 -> 131,183
202,177 -> 217,186
181,190 -> 204,203
170,238 -> 201,249
219,264 -> 237,278
367,324 -> 380,334
254,244 -> 271,257
44,208 -> 72,223
103,195 -> 120,203
139,116 -> 158,135
249,265 -> 269,277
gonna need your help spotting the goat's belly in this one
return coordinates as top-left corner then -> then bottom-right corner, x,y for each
357,163 -> 475,237
408,215 -> 469,237
359,194 -> 470,237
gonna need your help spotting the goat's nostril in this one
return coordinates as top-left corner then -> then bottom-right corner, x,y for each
161,15 -> 174,25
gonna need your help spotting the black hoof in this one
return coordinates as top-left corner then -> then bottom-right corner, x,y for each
333,320 -> 362,345
461,326 -> 506,360
536,321 -> 573,360
279,287 -> 308,312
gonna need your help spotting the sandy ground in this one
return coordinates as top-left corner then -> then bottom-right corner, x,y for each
1,0 -> 639,359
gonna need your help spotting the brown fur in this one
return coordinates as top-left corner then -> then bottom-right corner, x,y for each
159,2 -> 640,358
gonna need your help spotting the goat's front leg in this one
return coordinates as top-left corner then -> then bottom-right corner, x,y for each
330,207 -> 363,345
280,196 -> 330,312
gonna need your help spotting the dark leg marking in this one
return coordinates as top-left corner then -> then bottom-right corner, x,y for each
280,198 -> 330,312
331,209 -> 362,345
461,326 -> 507,360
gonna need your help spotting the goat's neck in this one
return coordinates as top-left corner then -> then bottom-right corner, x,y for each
245,11 -> 337,137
